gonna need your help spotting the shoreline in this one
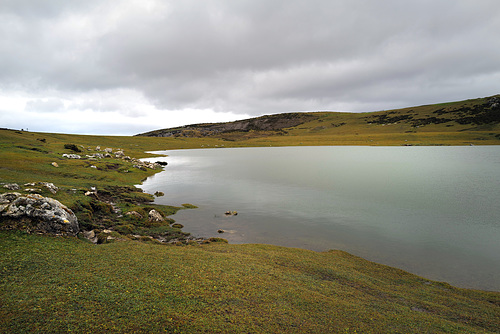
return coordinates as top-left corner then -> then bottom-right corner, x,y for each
138,145 -> 500,292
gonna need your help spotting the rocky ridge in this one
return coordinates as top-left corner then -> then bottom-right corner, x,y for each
136,112 -> 318,138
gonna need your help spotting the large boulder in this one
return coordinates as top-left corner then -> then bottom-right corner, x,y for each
0,193 -> 79,236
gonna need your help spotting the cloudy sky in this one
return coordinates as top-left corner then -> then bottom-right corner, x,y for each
1,0 -> 499,135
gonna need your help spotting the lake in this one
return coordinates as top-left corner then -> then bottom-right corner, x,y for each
140,146 -> 500,291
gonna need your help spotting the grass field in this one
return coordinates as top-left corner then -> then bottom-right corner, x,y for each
1,95 -> 500,333
1,231 -> 499,333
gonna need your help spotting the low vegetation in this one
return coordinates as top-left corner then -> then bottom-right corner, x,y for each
1,231 -> 499,333
1,95 -> 500,332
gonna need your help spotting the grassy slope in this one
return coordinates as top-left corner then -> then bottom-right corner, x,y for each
1,231 -> 499,333
1,95 -> 500,333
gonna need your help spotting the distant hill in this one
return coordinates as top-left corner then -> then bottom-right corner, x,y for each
136,95 -> 500,145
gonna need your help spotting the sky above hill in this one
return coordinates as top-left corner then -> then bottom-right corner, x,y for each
1,0 -> 499,135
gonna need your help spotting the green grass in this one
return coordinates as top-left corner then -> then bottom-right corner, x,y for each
1,231 -> 499,333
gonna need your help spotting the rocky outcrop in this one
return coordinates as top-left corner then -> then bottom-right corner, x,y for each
0,193 -> 79,236
136,113 -> 319,138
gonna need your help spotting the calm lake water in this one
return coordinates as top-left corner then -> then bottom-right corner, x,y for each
140,146 -> 500,291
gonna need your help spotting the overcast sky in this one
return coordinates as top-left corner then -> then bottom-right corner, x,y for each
1,0 -> 499,135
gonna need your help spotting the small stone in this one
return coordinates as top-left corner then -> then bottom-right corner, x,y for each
126,211 -> 143,219
3,183 -> 20,190
51,162 -> 59,167
217,229 -> 225,233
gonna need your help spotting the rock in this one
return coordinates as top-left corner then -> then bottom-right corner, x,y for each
0,193 -> 79,236
172,223 -> 184,228
126,211 -> 143,219
51,162 -> 59,167
95,146 -> 101,151
40,182 -> 58,194
104,148 -> 113,153
62,153 -> 81,159
217,229 -> 225,233
3,183 -> 20,190
224,211 -> 238,216
83,230 -> 98,244
148,209 -> 164,222
23,182 -> 58,194
133,164 -> 147,171
154,191 -> 164,197
83,230 -> 95,239
155,161 -> 168,166
115,150 -> 125,158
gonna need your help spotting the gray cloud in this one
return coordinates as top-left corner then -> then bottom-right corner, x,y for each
1,0 -> 499,134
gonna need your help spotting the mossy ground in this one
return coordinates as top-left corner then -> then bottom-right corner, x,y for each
1,231 -> 499,333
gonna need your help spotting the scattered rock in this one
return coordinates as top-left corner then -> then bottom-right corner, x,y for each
217,229 -> 225,233
155,161 -> 168,166
83,230 -> 98,243
104,148 -> 113,153
51,162 -> 59,168
126,211 -> 143,219
225,211 -> 238,216
0,192 -> 79,236
23,182 -> 58,194
3,183 -> 20,191
95,146 -> 101,151
40,182 -> 58,194
154,191 -> 164,197
148,209 -> 164,222
172,223 -> 184,229
62,153 -> 81,159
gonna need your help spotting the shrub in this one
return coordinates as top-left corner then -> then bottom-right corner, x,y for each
64,144 -> 81,152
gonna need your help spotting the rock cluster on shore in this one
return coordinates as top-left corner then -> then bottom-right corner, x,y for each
61,146 -> 163,171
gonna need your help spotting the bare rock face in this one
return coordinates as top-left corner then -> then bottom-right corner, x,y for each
0,193 -> 79,236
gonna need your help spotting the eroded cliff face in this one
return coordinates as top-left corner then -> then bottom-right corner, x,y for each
136,113 -> 319,138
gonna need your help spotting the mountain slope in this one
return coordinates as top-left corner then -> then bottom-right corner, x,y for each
136,95 -> 500,145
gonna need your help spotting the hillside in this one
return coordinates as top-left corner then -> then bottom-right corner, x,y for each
137,94 -> 500,146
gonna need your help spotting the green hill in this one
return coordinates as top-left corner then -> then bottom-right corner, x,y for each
137,94 -> 500,146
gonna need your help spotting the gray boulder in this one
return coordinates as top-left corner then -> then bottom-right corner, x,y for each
148,209 -> 164,223
0,193 -> 79,236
